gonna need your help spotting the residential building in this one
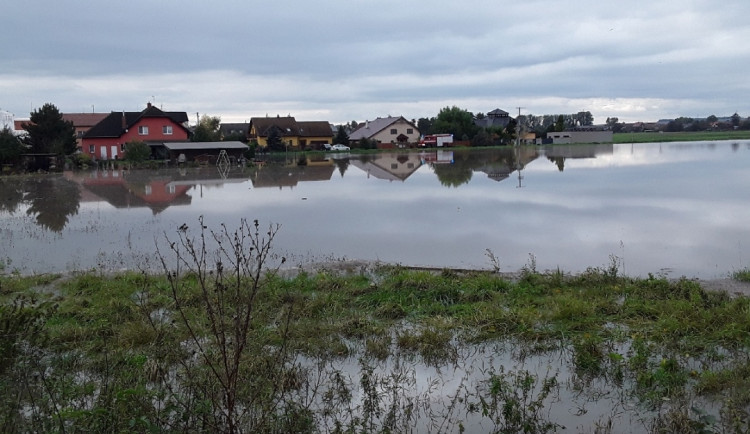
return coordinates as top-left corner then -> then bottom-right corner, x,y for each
81,103 -> 189,160
62,113 -> 109,150
543,127 -> 613,144
475,108 -> 512,129
348,116 -> 420,147
248,116 -> 333,149
219,122 -> 250,141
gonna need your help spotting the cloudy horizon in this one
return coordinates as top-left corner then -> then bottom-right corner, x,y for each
2,0 -> 749,125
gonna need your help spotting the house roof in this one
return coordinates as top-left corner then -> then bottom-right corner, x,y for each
219,123 -> 250,136
83,104 -> 189,139
349,116 -> 416,140
475,108 -> 512,129
487,108 -> 510,117
162,141 -> 248,151
62,113 -> 108,127
250,116 -> 299,137
297,121 -> 334,137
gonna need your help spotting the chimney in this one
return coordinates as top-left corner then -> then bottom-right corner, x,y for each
147,102 -> 152,108
365,120 -> 369,129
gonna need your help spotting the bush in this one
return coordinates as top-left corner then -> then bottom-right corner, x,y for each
75,152 -> 93,168
123,140 -> 151,163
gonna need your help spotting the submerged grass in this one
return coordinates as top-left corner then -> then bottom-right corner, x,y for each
2,264 -> 750,431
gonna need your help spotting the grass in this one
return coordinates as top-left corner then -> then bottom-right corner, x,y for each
2,265 -> 750,431
734,268 -> 750,282
613,130 -> 750,144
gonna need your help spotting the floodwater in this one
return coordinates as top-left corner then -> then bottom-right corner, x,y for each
1,140 -> 749,278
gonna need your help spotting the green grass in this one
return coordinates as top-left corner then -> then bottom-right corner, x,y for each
2,265 -> 750,431
613,130 -> 750,144
733,268 -> 750,282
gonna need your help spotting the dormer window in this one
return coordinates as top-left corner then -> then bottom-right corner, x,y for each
138,126 -> 149,135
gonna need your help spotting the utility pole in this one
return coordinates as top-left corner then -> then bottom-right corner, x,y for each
515,107 -> 525,147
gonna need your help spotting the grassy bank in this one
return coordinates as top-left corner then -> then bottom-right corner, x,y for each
613,130 -> 750,144
2,259 -> 750,432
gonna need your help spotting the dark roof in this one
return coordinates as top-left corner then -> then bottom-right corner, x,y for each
250,116 -> 299,137
83,104 -> 189,139
487,108 -> 510,117
219,123 -> 250,136
297,121 -> 334,137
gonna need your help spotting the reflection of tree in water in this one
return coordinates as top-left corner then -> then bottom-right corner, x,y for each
23,176 -> 81,232
333,158 -> 349,177
0,178 -> 25,214
432,151 -> 475,187
548,156 -> 565,172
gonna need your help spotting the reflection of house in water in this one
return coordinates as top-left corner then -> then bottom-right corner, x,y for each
349,152 -> 423,182
475,147 -> 539,183
250,161 -> 335,189
71,167 -> 252,214
542,143 -> 613,159
542,144 -> 613,172
75,170 -> 193,214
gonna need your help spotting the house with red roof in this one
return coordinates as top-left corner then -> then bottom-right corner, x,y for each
81,103 -> 189,160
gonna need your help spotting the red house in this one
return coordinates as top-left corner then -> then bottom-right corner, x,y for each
81,103 -> 190,160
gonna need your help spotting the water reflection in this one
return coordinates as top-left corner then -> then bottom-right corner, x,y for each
1,141 -> 748,278
0,175 -> 81,232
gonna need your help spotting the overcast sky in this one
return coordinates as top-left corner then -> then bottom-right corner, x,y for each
2,0 -> 749,125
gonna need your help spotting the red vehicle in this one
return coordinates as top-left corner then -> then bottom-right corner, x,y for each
420,134 -> 453,147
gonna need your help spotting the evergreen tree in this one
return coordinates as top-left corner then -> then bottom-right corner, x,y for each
23,103 -> 77,155
334,125 -> 349,145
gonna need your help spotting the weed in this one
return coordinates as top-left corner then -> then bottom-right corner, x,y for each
733,267 -> 750,282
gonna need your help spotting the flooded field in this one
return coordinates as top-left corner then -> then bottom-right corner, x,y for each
1,140 -> 749,278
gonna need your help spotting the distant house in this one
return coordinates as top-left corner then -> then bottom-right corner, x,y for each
219,122 -> 250,141
62,113 -> 109,150
248,116 -> 333,149
81,103 -> 190,160
543,127 -> 613,144
348,116 -> 420,147
474,108 -> 513,129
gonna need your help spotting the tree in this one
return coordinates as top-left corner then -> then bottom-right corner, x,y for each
432,106 -> 478,140
575,111 -> 594,126
23,103 -> 76,155
192,115 -> 221,142
123,140 -> 151,163
265,127 -> 284,152
606,117 -> 623,133
731,113 -> 741,128
0,128 -> 24,165
333,125 -> 349,146
554,115 -> 565,132
417,117 -> 434,135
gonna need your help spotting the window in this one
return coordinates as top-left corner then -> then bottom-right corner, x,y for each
163,125 -> 173,135
390,128 -> 397,135
138,126 -> 149,135
121,144 -> 125,152
77,131 -> 84,138
88,145 -> 95,153
145,185 -> 152,195
407,128 -> 413,134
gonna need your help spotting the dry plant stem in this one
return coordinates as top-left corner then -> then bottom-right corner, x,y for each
157,217 -> 285,434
